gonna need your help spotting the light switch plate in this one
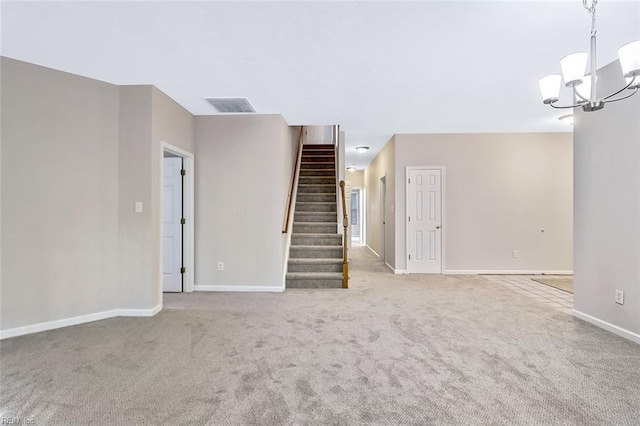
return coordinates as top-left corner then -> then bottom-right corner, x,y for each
135,202 -> 143,213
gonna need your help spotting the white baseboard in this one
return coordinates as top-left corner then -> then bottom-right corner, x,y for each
444,270 -> 574,275
194,285 -> 285,293
572,310 -> 640,344
116,304 -> 162,317
366,245 -> 380,257
0,304 -> 162,340
383,262 -> 408,275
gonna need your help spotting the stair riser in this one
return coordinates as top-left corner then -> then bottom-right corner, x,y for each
298,177 -> 335,185
286,278 -> 343,289
287,263 -> 343,273
296,193 -> 336,203
290,247 -> 343,258
300,169 -> 335,177
291,235 -> 342,245
295,203 -> 336,212
294,213 -> 337,223
303,145 -> 334,150
300,163 -> 335,170
297,185 -> 336,194
301,156 -> 335,163
293,223 -> 337,233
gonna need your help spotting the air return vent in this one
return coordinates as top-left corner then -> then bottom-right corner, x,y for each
205,98 -> 256,113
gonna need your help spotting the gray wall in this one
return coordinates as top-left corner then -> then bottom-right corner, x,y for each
151,87 -> 194,303
346,170 -> 364,189
573,60 -> 640,336
1,57 -> 120,329
1,59 -> 196,333
118,85 -> 194,309
394,133 -> 573,273
194,115 -> 293,289
118,85 -> 154,309
365,136 -> 396,266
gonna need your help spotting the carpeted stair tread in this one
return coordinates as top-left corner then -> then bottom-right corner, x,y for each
288,258 -> 342,264
293,221 -> 337,225
291,233 -> 340,237
290,245 -> 343,249
286,144 -> 345,289
286,272 -> 343,279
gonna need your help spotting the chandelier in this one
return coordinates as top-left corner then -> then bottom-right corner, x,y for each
539,0 -> 640,112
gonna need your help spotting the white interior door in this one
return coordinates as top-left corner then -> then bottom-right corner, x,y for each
351,189 -> 361,243
408,168 -> 442,273
163,157 -> 183,292
380,176 -> 386,262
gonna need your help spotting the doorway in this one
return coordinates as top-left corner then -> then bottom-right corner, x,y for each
161,143 -> 195,296
163,154 -> 183,292
351,188 -> 362,244
380,176 -> 387,263
407,167 -> 443,273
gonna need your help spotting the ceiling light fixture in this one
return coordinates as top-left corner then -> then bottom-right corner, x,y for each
346,167 -> 357,172
559,114 -> 574,125
538,0 -> 639,112
355,146 -> 369,154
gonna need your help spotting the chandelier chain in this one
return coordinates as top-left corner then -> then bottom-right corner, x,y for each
583,0 -> 597,37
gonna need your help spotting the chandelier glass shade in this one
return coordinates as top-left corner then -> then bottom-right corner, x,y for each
539,0 -> 640,112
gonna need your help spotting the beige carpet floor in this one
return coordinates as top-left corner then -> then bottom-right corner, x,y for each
531,276 -> 574,294
1,247 -> 639,425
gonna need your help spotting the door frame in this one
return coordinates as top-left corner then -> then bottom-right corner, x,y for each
380,175 -> 386,263
160,142 -> 195,297
405,166 -> 446,274
350,187 -> 363,245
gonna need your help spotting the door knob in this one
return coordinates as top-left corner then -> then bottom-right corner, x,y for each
436,226 -> 441,229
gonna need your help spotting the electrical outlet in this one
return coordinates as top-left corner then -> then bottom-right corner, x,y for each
218,262 -> 224,271
615,290 -> 624,305
512,250 -> 518,258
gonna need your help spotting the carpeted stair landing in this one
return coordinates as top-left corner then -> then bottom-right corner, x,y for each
287,144 -> 344,289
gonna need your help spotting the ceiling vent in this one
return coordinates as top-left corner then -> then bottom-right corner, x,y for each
205,98 -> 256,113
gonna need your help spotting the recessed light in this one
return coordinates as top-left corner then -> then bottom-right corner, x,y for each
346,167 -> 357,172
558,114 -> 574,125
355,146 -> 369,154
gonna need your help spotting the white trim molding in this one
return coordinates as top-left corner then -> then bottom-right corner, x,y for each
117,304 -> 162,317
0,305 -> 163,340
384,262 -> 408,275
573,310 -> 640,344
195,285 -> 285,293
444,270 -> 574,275
366,245 -> 380,258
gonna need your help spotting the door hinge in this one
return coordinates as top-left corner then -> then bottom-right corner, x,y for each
180,218 -> 186,225
409,254 -> 411,260
408,216 -> 411,222
180,267 -> 186,274
180,169 -> 186,176
408,178 -> 411,184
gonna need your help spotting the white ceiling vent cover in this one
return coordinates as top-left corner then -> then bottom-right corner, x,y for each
205,98 -> 256,113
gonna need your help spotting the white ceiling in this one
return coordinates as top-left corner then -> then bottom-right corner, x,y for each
2,0 -> 639,168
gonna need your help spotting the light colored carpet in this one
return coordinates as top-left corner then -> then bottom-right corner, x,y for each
1,247 -> 639,425
531,276 -> 574,294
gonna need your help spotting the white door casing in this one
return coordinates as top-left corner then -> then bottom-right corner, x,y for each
163,157 -> 183,292
408,168 -> 442,273
380,176 -> 387,263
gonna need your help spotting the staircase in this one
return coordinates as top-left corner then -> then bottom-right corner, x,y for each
286,144 -> 344,289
